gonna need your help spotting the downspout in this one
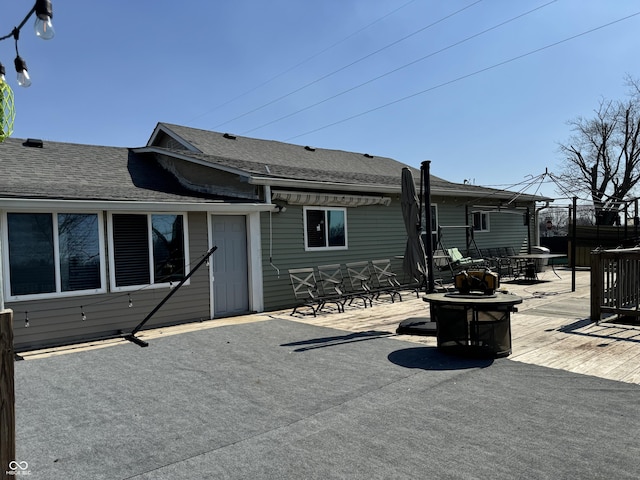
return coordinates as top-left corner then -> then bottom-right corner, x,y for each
264,185 -> 272,205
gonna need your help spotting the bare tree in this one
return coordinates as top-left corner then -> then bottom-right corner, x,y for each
558,76 -> 640,225
538,206 -> 569,237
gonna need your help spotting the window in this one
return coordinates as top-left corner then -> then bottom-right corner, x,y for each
5,213 -> 103,298
304,207 -> 347,250
473,211 -> 489,232
110,213 -> 187,289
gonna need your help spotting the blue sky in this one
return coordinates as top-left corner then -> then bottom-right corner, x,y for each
1,0 -> 639,200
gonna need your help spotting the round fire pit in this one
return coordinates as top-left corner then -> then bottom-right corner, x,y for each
424,292 -> 522,358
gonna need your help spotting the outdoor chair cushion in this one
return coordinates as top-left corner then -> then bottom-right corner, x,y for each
447,247 -> 485,266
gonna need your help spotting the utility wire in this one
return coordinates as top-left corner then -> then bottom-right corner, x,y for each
241,0 -> 557,135
186,0 -> 418,123
461,171 -> 547,207
211,0 -> 482,130
285,10 -> 640,141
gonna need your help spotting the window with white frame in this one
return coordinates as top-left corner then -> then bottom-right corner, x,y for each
109,213 -> 188,289
5,212 -> 104,298
304,207 -> 347,250
472,211 -> 489,232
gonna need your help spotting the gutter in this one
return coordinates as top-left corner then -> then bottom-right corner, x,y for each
0,198 -> 276,213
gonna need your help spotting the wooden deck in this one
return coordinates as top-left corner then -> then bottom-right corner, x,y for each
21,266 -> 640,385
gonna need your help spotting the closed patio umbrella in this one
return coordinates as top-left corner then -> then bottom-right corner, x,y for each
401,167 -> 427,285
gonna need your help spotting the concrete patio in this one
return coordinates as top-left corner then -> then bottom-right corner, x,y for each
12,266 -> 640,479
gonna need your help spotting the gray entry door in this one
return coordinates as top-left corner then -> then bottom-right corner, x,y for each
211,215 -> 249,316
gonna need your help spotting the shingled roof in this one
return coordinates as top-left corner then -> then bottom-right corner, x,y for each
0,125 -> 550,206
0,137 -> 233,204
144,122 -> 550,202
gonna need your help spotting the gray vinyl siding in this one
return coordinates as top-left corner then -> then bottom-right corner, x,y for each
434,198 -> 531,255
10,211 -> 212,351
476,210 -> 530,254
260,196 -> 407,311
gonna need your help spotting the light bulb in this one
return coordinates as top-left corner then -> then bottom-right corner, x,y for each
34,0 -> 54,40
17,70 -> 31,87
14,56 -> 31,88
34,16 -> 55,40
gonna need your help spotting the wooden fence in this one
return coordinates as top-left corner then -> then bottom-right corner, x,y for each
1,309 -> 15,477
573,225 -> 640,267
591,247 -> 640,322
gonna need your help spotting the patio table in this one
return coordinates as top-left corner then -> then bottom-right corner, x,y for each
508,253 -> 567,279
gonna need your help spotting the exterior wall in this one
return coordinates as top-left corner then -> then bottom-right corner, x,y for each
8,211 -> 212,351
260,195 -> 537,312
260,196 -> 407,311
478,210 -> 530,253
434,197 -> 531,255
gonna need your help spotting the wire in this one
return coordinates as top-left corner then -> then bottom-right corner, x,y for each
242,0 -> 557,135
0,5 -> 36,42
284,10 -> 640,142
268,210 -> 280,278
14,248 -> 215,318
212,0 -> 482,130
186,0 -> 418,124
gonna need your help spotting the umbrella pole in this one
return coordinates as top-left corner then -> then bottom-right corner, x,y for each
421,161 -> 435,293
419,167 -> 424,226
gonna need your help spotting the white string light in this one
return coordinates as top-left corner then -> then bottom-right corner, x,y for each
0,1 -> 55,88
16,248 -> 214,326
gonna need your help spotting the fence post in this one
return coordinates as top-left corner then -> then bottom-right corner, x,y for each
590,251 -> 601,323
0,309 -> 15,478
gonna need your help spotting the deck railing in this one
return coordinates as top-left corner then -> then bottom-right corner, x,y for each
590,247 -> 640,322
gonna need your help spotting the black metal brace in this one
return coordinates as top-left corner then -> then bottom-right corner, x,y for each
123,245 -> 218,347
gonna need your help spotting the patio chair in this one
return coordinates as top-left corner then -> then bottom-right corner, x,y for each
288,267 -> 323,316
497,247 -> 516,278
288,267 -> 343,316
433,249 -> 457,283
317,263 -> 368,309
447,247 -> 486,269
344,261 -> 375,307
385,258 -> 424,298
484,247 -> 513,279
369,259 -> 403,302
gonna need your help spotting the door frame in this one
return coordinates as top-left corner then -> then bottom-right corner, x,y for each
207,211 -> 263,319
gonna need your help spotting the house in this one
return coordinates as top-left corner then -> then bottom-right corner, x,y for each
0,124 -> 548,350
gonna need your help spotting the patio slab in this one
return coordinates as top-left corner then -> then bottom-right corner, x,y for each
14,318 -> 640,479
